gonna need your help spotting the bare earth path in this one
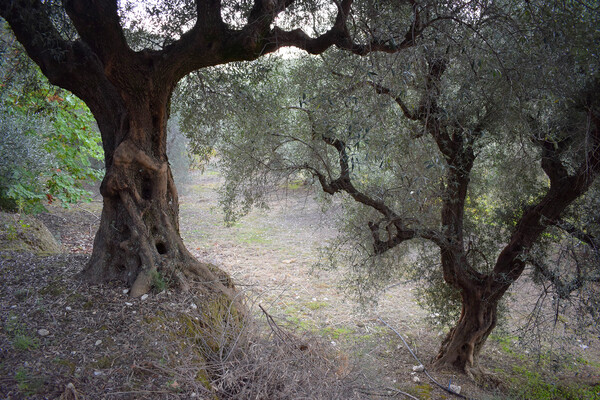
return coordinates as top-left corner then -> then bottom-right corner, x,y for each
180,168 -> 600,399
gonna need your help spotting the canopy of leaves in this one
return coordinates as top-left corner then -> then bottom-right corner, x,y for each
179,0 -> 600,337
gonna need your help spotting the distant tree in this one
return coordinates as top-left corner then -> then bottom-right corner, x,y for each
190,0 -> 600,376
0,0 -> 428,299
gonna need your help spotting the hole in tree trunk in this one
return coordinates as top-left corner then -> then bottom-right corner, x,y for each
141,176 -> 153,200
155,242 -> 168,254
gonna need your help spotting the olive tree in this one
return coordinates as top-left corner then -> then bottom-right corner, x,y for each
187,0 -> 600,376
0,0 -> 426,298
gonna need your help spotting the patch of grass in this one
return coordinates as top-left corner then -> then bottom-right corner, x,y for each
53,357 -> 76,374
236,230 -> 270,245
82,299 -> 94,309
14,288 -> 29,301
409,383 -> 433,399
151,270 -> 167,292
13,333 -> 39,351
489,333 -> 525,358
575,356 -> 600,369
285,314 -> 317,331
15,367 -> 45,396
305,301 -> 328,311
284,178 -> 307,190
94,355 -> 116,369
510,365 -> 600,399
5,313 -> 40,351
321,326 -> 354,340
39,278 -> 66,296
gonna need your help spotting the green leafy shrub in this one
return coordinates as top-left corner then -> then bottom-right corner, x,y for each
0,23 -> 104,213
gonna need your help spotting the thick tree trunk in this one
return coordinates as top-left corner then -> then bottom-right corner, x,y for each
80,104 -> 233,298
433,288 -> 498,378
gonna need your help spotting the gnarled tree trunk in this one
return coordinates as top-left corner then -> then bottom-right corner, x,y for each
433,286 -> 499,378
81,95 -> 233,297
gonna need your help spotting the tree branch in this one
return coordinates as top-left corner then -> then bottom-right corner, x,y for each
289,106 -> 441,253
550,219 -> 599,251
63,0 -> 132,67
529,257 -> 600,300
491,95 -> 600,296
196,0 -> 224,28
366,80 -> 418,121
0,0 -> 125,128
167,0 -> 428,80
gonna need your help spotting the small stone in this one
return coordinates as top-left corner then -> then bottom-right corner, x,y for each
66,383 -> 75,390
412,376 -> 421,383
190,303 -> 197,309
95,340 -> 102,346
125,302 -> 133,306
141,294 -> 149,301
37,329 -> 50,337
356,322 -> 365,328
449,384 -> 461,394
65,306 -> 72,311
93,370 -> 102,376
412,364 -> 425,372
123,289 -> 130,294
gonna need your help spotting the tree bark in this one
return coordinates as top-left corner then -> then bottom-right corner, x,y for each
433,286 -> 498,378
78,96 -> 233,296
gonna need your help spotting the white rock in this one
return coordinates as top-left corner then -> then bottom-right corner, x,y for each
95,340 -> 102,346
141,294 -> 149,301
412,364 -> 425,372
125,302 -> 133,306
190,303 -> 198,309
65,306 -> 72,311
93,370 -> 102,376
37,329 -> 50,337
449,384 -> 461,394
412,376 -> 421,383
123,289 -> 130,294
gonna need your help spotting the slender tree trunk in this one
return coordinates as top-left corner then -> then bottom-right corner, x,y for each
80,99 -> 233,297
433,286 -> 498,377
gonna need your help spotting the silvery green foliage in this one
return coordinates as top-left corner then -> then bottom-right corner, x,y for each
180,1 -> 600,349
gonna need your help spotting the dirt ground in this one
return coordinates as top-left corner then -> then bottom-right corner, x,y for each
1,168 -> 599,399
